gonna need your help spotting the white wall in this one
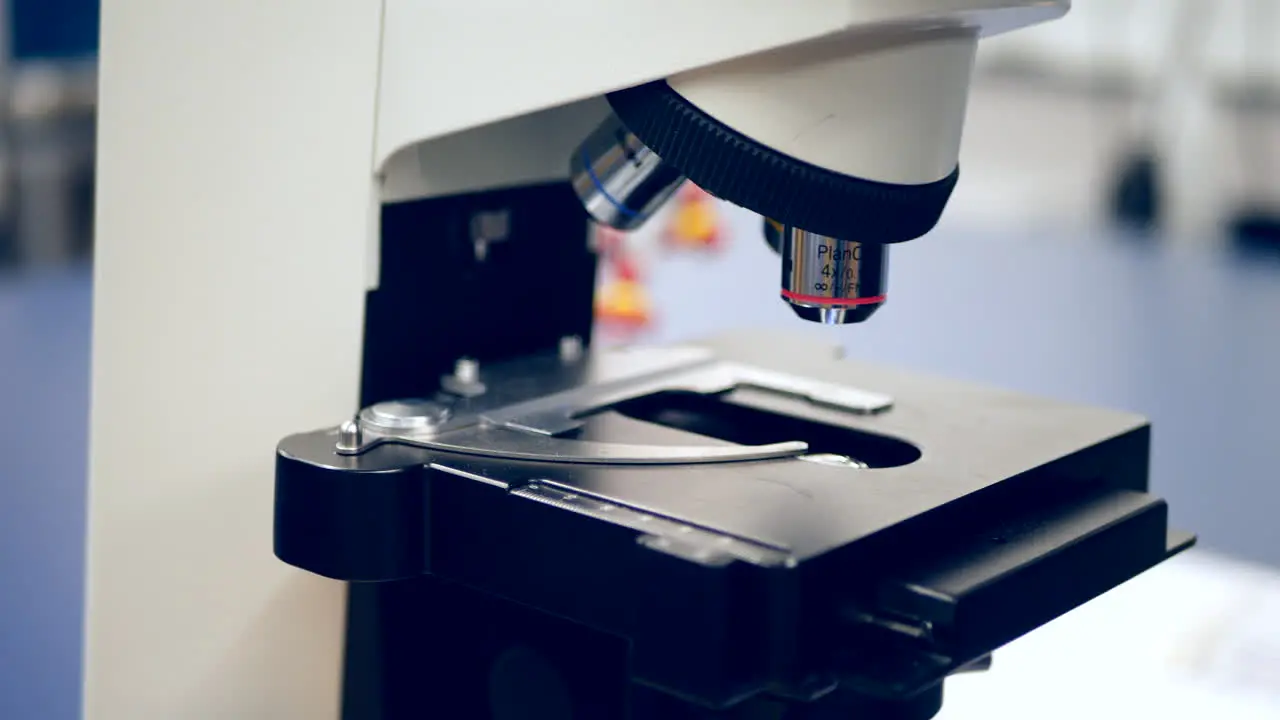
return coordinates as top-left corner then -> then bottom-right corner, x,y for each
981,0 -> 1280,92
949,1 -> 1280,239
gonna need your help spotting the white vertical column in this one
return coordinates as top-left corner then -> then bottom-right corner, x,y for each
86,2 -> 382,718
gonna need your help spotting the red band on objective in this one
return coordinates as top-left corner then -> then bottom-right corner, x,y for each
781,290 -> 887,307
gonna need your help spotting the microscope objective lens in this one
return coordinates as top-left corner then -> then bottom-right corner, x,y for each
770,220 -> 888,325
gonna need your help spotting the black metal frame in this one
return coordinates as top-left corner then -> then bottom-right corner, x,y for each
346,181 -> 603,719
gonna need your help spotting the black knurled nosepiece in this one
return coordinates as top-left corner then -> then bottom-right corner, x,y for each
607,81 -> 960,244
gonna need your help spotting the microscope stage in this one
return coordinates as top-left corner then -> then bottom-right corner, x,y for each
274,329 -> 1188,709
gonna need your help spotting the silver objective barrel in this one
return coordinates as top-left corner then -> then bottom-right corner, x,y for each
774,219 -> 889,325
571,113 -> 686,231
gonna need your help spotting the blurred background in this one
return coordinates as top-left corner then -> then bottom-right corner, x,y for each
1,1 -> 1278,718
0,0 -> 97,269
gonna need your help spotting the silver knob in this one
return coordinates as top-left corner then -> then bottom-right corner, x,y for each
336,419 -> 363,453
453,358 -> 479,385
442,357 -> 486,397
559,335 -> 584,363
364,399 -> 453,432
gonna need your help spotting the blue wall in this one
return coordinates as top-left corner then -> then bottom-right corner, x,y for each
12,0 -> 100,59
0,266 -> 91,720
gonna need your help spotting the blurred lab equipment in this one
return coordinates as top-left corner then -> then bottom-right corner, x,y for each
964,0 -> 1280,242
0,0 -> 98,267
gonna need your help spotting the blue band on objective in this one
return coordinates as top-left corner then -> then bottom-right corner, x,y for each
583,149 -> 638,218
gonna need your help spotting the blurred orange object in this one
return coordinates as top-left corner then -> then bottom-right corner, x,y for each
663,183 -> 722,251
595,277 -> 652,328
592,221 -> 653,332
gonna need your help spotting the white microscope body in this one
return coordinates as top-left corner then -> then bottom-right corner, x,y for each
87,2 -> 1067,717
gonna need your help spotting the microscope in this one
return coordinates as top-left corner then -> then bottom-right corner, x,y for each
265,2 -> 1190,718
